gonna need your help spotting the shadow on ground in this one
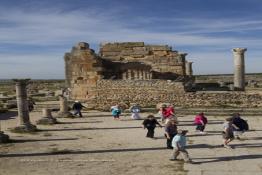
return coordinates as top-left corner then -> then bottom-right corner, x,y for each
0,147 -> 166,158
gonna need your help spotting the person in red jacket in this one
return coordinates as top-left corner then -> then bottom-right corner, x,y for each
194,112 -> 208,134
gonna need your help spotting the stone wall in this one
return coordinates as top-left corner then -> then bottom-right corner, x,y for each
86,79 -> 185,109
84,80 -> 262,110
100,42 -> 186,75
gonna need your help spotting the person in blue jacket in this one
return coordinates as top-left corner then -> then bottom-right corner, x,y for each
111,105 -> 121,120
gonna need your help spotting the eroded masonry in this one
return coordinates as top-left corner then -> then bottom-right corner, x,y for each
64,42 -> 262,109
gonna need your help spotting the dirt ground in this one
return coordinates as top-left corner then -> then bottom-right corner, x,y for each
1,110 -> 262,175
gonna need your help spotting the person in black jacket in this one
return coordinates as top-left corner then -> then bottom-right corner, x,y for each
72,101 -> 86,117
232,113 -> 249,139
142,115 -> 162,138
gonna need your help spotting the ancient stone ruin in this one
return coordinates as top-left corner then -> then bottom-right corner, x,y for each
64,42 -> 262,109
64,42 -> 194,106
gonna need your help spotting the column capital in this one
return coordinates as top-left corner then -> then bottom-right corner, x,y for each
232,48 -> 247,54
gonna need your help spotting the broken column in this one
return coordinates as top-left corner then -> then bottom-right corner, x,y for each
57,96 -> 73,117
11,79 -> 37,132
232,48 -> 247,91
185,61 -> 193,76
36,108 -> 58,125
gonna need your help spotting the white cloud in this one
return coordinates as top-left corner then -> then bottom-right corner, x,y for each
0,6 -> 262,78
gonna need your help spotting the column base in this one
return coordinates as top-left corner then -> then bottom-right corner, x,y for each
0,131 -> 10,143
36,117 -> 58,125
10,123 -> 37,133
56,111 -> 74,118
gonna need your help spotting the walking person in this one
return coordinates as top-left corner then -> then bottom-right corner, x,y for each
130,103 -> 141,120
165,118 -> 178,149
111,104 -> 121,120
72,101 -> 86,117
222,117 -> 234,149
231,113 -> 249,139
142,115 -> 162,138
194,112 -> 208,134
170,130 -> 192,163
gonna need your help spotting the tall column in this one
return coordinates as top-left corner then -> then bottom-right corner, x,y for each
232,48 -> 247,91
12,79 -> 37,132
57,96 -> 73,118
185,61 -> 193,76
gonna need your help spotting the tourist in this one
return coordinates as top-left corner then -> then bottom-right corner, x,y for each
158,104 -> 167,123
194,112 -> 208,134
165,118 -> 178,149
222,117 -> 234,149
111,104 -> 121,120
130,103 -> 141,120
163,104 -> 178,124
170,130 -> 192,163
72,101 -> 86,117
142,115 -> 162,138
231,113 -> 249,139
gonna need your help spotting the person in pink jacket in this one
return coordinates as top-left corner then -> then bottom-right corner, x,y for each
194,112 -> 208,134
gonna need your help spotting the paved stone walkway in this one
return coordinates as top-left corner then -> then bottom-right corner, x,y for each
0,110 -> 262,175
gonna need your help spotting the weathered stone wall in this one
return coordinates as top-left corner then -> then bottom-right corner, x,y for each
84,80 -> 262,110
86,80 -> 186,109
100,42 -> 186,75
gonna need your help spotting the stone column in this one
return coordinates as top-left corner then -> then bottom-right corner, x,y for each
128,70 -> 132,80
232,48 -> 247,91
178,53 -> 187,76
185,61 -> 193,76
12,79 -> 37,132
36,108 -> 57,125
57,96 -> 73,118
139,70 -> 144,80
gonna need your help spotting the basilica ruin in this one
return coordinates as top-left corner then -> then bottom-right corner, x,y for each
64,42 -> 262,109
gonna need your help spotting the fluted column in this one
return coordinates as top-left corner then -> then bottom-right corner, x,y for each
185,61 -> 193,76
12,79 -> 37,132
232,48 -> 247,91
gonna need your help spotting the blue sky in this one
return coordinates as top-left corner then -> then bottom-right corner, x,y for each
0,0 -> 262,79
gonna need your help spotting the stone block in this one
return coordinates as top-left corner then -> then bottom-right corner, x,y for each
147,45 -> 171,51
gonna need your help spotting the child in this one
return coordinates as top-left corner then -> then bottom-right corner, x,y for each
222,117 -> 234,149
142,115 -> 162,138
194,112 -> 208,134
130,104 -> 141,120
111,105 -> 121,120
170,130 -> 192,163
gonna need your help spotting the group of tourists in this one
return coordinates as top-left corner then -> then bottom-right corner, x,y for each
71,100 -> 249,164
